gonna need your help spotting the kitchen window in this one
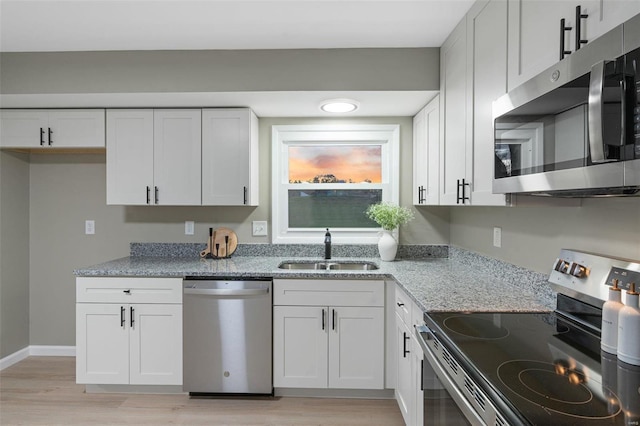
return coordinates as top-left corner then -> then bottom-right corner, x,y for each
272,124 -> 399,244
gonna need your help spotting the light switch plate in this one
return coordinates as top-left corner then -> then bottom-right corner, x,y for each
493,227 -> 502,248
185,221 -> 195,235
252,221 -> 268,237
85,220 -> 95,235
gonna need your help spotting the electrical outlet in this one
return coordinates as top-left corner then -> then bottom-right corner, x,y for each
85,220 -> 95,235
493,227 -> 502,248
252,221 -> 268,237
185,221 -> 195,235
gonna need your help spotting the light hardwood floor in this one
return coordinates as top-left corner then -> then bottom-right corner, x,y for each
0,357 -> 404,426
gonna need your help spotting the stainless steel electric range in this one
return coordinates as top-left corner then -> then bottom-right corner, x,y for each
416,249 -> 640,426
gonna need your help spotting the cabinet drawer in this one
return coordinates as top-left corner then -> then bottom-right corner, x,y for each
395,285 -> 412,325
76,277 -> 182,304
273,279 -> 384,307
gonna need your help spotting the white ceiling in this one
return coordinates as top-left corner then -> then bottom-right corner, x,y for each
0,0 -> 474,116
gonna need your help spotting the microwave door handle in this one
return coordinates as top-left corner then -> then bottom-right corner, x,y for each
588,60 -> 609,163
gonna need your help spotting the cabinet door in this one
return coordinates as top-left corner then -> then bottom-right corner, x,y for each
412,337 -> 424,426
0,110 -> 49,147
468,0 -> 508,206
202,109 -> 258,206
129,304 -> 183,385
413,95 -> 440,205
47,110 -> 105,148
507,0 -> 578,91
585,1 -> 640,45
440,17 -> 470,205
106,109 -> 154,205
328,306 -> 384,389
153,110 -> 201,205
273,306 -> 328,388
76,303 -> 129,385
395,316 -> 414,425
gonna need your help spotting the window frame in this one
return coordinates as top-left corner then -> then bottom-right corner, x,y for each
272,124 -> 400,244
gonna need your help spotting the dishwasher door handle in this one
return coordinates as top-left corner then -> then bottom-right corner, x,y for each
184,288 -> 269,296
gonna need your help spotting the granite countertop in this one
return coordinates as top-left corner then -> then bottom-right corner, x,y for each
74,250 -> 556,313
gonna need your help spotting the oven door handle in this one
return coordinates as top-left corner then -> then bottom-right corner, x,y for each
414,324 -> 486,426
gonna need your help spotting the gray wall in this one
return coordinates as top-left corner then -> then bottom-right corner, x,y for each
450,197 -> 640,274
0,48 -> 440,94
24,116 -> 448,347
0,151 -> 30,358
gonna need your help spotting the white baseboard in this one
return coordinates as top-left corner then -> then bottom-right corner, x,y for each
0,347 -> 30,371
1,345 -> 76,371
29,345 -> 76,357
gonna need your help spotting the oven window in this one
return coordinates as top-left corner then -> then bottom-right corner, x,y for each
422,358 -> 472,426
424,389 -> 472,426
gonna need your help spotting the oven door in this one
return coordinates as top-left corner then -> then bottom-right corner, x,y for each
415,325 -> 478,426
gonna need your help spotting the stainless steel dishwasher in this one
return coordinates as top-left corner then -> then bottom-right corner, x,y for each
183,278 -> 272,395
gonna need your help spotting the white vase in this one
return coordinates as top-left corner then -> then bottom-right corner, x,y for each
378,230 -> 398,261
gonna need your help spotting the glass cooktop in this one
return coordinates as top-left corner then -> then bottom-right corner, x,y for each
424,311 -> 640,426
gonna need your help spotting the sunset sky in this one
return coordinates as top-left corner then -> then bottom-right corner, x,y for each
288,145 -> 382,183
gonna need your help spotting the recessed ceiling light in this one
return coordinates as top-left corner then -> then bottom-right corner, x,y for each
320,99 -> 360,113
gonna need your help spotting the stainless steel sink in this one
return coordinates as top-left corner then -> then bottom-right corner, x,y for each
277,261 -> 378,271
327,262 -> 378,270
277,262 -> 328,270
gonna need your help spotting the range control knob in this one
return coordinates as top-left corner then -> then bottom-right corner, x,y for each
569,262 -> 588,278
553,258 -> 571,274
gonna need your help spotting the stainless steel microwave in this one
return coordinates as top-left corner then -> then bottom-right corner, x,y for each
493,13 -> 640,197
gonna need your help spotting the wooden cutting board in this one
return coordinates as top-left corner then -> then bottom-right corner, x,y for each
210,227 -> 238,258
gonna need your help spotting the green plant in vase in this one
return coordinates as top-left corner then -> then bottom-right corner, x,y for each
365,202 -> 414,261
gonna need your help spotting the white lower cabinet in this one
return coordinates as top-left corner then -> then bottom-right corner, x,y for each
273,279 -> 385,390
396,317 -> 414,424
75,277 -> 183,386
395,285 -> 425,426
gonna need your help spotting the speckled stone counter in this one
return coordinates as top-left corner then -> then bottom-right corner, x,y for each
74,245 -> 556,313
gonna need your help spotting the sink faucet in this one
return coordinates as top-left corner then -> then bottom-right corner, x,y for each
324,228 -> 332,260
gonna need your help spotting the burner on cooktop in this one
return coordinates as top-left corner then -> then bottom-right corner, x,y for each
497,359 -> 621,421
443,315 -> 510,340
513,314 -> 570,334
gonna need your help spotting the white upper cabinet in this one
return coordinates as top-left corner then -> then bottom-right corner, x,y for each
107,109 -> 153,205
0,109 -> 105,148
152,110 -> 202,205
106,110 -> 154,205
107,108 -> 258,206
413,95 -> 440,206
507,0 -> 581,91
202,108 -> 259,206
585,1 -> 640,48
439,17 -> 471,205
106,109 -> 201,205
435,0 -> 510,206
468,0 -> 508,206
507,0 -> 638,93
